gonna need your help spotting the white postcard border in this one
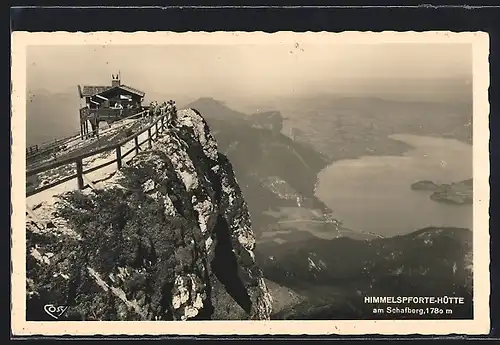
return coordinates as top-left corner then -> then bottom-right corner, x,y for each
11,30 -> 491,336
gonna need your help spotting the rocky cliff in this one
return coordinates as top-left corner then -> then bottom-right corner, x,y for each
26,108 -> 273,321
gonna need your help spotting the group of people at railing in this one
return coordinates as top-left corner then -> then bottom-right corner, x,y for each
110,102 -> 143,118
148,100 -> 177,127
80,100 -> 178,140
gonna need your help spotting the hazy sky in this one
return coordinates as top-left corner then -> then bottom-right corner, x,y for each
27,43 -> 472,101
25,43 -> 473,146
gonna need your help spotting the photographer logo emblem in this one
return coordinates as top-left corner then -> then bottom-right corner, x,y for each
43,304 -> 69,320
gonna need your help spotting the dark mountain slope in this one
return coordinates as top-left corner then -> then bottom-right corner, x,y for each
256,226 -> 473,320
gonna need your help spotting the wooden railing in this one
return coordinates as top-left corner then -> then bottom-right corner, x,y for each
26,136 -> 71,158
26,106 -> 174,197
26,108 -> 151,168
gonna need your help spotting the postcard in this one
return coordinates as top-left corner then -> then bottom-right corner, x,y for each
11,30 -> 490,336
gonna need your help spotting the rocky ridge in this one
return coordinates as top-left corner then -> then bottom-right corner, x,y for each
26,108 -> 273,321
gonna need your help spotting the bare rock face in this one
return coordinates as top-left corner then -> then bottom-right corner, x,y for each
26,108 -> 273,321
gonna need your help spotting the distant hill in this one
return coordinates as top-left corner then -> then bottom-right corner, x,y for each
255,95 -> 473,160
184,97 -> 247,123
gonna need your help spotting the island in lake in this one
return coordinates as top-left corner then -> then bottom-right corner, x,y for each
411,178 -> 473,205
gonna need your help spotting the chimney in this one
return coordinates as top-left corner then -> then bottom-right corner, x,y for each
112,72 -> 121,87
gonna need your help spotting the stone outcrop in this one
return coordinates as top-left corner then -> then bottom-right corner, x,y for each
411,178 -> 473,205
26,108 -> 273,321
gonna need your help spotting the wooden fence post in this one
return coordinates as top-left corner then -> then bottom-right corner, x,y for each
155,122 -> 159,138
148,128 -> 152,148
134,136 -> 139,154
116,145 -> 122,170
76,159 -> 84,190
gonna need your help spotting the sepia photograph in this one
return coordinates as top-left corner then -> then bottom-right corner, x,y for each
11,31 -> 490,335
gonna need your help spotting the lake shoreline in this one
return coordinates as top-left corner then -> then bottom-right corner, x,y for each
313,133 -> 473,238
313,133 -> 419,199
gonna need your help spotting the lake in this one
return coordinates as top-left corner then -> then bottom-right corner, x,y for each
315,134 -> 473,237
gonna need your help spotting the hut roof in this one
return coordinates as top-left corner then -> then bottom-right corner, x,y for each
79,84 -> 145,98
79,85 -> 112,97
